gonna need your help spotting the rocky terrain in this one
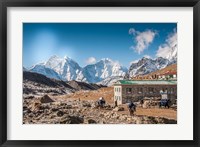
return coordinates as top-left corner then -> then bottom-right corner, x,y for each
23,95 -> 177,124
143,63 -> 177,77
23,71 -> 105,98
23,71 -> 177,124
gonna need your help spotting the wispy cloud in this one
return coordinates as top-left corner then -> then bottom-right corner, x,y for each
156,29 -> 177,58
86,57 -> 96,65
129,28 -> 157,54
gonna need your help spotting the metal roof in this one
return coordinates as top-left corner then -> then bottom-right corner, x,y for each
114,80 -> 177,85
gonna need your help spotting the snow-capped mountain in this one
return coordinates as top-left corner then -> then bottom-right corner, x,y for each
97,76 -> 124,86
129,57 -> 170,77
45,55 -> 85,81
129,42 -> 177,78
154,57 -> 170,69
165,44 -> 177,64
83,58 -> 128,83
29,64 -> 62,80
26,45 -> 177,84
23,67 -> 27,71
27,56 -> 128,84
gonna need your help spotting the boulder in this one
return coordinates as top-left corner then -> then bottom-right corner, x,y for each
65,105 -> 72,109
40,95 -> 54,103
51,108 -> 59,112
40,103 -> 50,110
142,101 -> 150,108
57,111 -> 64,117
61,115 -> 84,124
113,106 -> 124,112
82,102 -> 91,107
88,119 -> 97,124
28,102 -> 41,111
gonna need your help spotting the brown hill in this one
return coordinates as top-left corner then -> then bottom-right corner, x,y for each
132,63 -> 177,80
23,71 -> 74,89
23,71 -> 106,97
146,63 -> 177,76
67,80 -> 106,91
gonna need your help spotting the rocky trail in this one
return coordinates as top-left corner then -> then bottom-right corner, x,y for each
23,94 -> 177,124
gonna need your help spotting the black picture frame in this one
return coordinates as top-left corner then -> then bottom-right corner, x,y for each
0,0 -> 199,146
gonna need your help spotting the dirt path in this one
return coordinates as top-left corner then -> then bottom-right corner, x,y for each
52,87 -> 177,120
117,106 -> 177,120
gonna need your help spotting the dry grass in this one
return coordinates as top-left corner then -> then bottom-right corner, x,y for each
53,87 -> 114,103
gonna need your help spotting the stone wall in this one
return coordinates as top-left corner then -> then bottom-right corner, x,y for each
121,85 -> 177,103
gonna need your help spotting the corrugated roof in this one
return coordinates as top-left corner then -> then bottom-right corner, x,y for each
115,80 -> 177,85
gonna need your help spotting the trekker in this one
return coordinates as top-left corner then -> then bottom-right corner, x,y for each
98,97 -> 106,108
114,100 -> 118,107
128,101 -> 136,116
140,99 -> 144,107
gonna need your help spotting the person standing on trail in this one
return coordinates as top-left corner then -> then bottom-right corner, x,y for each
140,99 -> 144,107
128,101 -> 136,116
98,97 -> 106,108
114,100 -> 118,107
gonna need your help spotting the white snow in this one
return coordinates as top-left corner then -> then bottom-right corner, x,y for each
129,56 -> 174,77
27,56 -> 128,84
83,58 -> 128,83
29,64 -> 62,80
27,49 -> 177,83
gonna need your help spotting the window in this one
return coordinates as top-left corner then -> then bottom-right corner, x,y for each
116,88 -> 118,92
126,88 -> 132,94
138,87 -> 143,94
148,87 -> 154,93
171,88 -> 174,93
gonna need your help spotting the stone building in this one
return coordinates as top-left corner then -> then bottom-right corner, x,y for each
158,72 -> 177,80
114,80 -> 177,105
132,71 -> 177,81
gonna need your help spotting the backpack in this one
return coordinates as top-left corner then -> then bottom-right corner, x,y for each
128,103 -> 134,109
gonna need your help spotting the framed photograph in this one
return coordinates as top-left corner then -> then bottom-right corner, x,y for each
0,0 -> 199,146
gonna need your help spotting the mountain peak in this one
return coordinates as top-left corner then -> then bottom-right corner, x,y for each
101,58 -> 112,62
49,55 -> 71,61
141,56 -> 150,60
49,55 -> 59,59
129,56 -> 171,77
64,55 -> 71,60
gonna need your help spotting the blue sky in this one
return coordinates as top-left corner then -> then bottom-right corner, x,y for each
23,23 -> 177,68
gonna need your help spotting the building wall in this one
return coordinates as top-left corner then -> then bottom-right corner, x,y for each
114,84 -> 177,104
114,86 -> 122,105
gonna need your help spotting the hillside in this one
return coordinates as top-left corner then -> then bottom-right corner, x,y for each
145,63 -> 177,76
23,71 -> 105,98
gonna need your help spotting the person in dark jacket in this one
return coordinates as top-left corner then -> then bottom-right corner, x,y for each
98,97 -> 106,108
128,101 -> 136,116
